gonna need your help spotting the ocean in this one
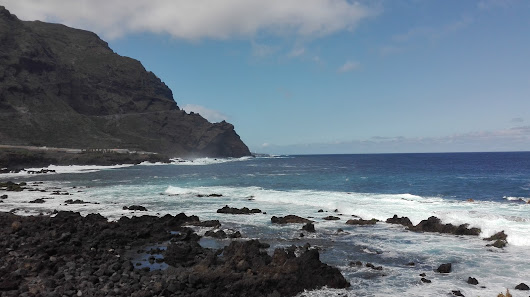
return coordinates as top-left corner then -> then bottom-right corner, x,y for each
2,152 -> 530,296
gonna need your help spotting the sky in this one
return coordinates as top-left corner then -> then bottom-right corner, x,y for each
4,0 -> 530,154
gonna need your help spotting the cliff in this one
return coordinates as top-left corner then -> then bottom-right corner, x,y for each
0,6 -> 251,158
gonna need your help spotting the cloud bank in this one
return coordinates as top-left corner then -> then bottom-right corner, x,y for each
3,0 -> 375,40
257,126 -> 530,155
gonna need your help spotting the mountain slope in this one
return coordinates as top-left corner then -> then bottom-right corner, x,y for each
0,6 -> 250,157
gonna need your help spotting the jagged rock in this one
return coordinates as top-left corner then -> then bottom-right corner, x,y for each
123,205 -> 148,211
204,229 -> 227,239
322,216 -> 340,220
366,263 -> 383,270
301,222 -> 315,232
64,199 -> 88,204
467,277 -> 479,285
515,283 -> 529,290
437,263 -> 452,273
217,205 -> 262,215
271,215 -> 312,224
345,218 -> 378,225
0,6 -> 250,158
386,214 -> 413,227
484,231 -> 508,248
409,216 -> 480,236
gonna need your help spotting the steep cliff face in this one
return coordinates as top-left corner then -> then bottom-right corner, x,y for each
0,6 -> 251,157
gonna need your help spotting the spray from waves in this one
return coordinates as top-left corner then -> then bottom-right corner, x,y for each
163,185 -> 530,246
503,196 -> 530,203
167,156 -> 253,166
0,164 -> 135,178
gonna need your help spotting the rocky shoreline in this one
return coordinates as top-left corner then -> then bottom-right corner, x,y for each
0,210 -> 350,297
1,181 -> 528,297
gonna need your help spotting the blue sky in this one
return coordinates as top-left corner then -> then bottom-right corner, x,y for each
5,0 -> 530,154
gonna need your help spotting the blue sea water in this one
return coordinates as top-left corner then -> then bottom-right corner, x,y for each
2,152 -> 530,296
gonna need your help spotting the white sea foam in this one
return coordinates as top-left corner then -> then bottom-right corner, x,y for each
0,164 -> 134,178
169,156 -> 253,166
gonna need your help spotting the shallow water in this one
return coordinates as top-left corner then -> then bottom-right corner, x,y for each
1,152 -> 529,296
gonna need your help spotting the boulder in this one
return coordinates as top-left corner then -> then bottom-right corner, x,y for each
409,216 -> 480,236
301,222 -> 315,232
123,205 -> 148,211
322,216 -> 340,220
345,218 -> 378,225
484,231 -> 508,248
386,215 -> 413,227
515,283 -> 529,290
217,205 -> 262,215
271,215 -> 312,224
467,277 -> 479,285
436,263 -> 452,273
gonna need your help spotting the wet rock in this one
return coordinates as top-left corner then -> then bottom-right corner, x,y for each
123,205 -> 148,211
452,290 -> 465,296
484,231 -> 508,248
386,215 -> 413,227
29,198 -> 46,203
1,194 -> 7,199
204,230 -> 227,239
366,263 -> 383,270
317,209 -> 324,212
345,218 -> 378,225
421,278 -> 431,283
515,283 -> 529,290
409,216 -> 480,236
0,181 -> 26,191
467,277 -> 479,285
64,199 -> 88,204
301,222 -> 315,233
271,215 -> 313,224
217,205 -> 262,214
322,216 -> 340,220
196,193 -> 223,197
436,263 -> 452,273
406,262 -> 415,266
190,220 -> 221,228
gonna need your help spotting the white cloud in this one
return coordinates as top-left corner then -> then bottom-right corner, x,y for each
3,0 -> 375,40
181,104 -> 228,123
337,60 -> 360,73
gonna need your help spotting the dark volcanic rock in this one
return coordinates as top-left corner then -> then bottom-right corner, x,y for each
302,222 -> 315,232
271,215 -> 313,224
515,283 -> 529,290
484,231 -> 508,248
436,263 -> 452,273
0,6 -> 250,158
409,216 -> 480,236
217,205 -> 262,215
345,218 -> 378,225
467,277 -> 479,285
386,214 -> 413,227
323,216 -> 340,220
123,205 -> 148,211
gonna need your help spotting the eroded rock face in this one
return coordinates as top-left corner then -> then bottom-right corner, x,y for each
0,6 -> 250,158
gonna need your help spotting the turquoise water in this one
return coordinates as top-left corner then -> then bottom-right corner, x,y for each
2,152 -> 530,296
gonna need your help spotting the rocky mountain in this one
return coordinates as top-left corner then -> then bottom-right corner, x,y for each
0,6 -> 250,157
